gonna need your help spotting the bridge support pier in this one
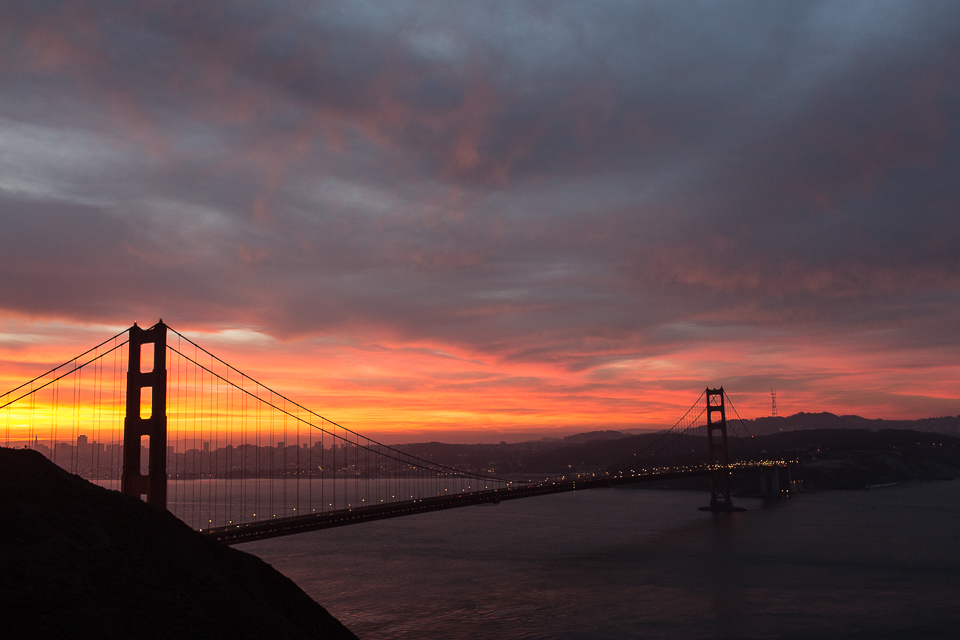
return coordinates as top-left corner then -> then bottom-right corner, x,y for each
120,321 -> 167,508
759,466 -> 784,497
699,387 -> 744,513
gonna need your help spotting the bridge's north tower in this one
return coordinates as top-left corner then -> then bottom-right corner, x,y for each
120,321 -> 168,507
704,387 -> 740,512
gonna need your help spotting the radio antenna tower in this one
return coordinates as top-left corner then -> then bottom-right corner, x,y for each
771,387 -> 778,417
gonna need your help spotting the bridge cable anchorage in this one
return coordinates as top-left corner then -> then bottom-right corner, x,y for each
3,320 -> 766,543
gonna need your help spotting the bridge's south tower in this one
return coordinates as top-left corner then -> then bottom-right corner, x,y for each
121,321 -> 168,507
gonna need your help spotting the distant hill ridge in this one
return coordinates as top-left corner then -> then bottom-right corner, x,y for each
740,412 -> 960,437
399,421 -> 960,477
497,413 -> 960,448
562,430 -> 626,444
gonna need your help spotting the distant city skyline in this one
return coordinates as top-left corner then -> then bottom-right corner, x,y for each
28,431 -> 421,480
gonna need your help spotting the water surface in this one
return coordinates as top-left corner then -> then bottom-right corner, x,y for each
242,482 -> 960,639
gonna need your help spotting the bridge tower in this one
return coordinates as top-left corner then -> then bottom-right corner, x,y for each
121,321 -> 168,508
702,387 -> 741,512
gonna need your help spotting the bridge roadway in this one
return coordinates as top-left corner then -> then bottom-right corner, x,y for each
204,465 -> 759,545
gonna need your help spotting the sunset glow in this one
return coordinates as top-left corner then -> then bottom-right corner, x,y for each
1,2 -> 959,444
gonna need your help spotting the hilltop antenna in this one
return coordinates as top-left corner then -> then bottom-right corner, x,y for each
771,387 -> 778,417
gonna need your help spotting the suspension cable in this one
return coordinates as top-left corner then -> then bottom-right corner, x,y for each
0,340 -> 128,411
602,389 -> 708,474
166,326 -> 502,482
0,329 -> 128,399
165,341 -> 504,483
722,390 -> 761,458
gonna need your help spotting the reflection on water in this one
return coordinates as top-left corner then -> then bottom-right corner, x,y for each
241,482 -> 960,640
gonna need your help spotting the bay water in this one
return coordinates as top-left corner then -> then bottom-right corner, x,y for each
239,481 -> 960,639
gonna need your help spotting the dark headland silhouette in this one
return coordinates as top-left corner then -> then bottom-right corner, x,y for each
0,447 -> 357,640
398,412 -> 960,490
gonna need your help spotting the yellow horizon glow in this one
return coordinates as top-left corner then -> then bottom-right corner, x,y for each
3,319 -> 959,448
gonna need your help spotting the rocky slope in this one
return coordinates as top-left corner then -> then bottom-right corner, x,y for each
0,448 -> 357,639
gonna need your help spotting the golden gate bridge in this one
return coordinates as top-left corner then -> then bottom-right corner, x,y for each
1,321 -> 768,544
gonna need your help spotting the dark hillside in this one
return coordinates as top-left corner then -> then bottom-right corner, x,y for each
742,412 -> 960,436
0,448 -> 357,640
561,430 -> 626,444
521,432 -> 677,473
400,433 -> 671,475
751,428 -> 960,453
748,429 -> 960,490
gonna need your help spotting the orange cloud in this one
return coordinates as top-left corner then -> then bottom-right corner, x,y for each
3,320 -> 958,449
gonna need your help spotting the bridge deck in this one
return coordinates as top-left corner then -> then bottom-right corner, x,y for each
204,467 -> 751,545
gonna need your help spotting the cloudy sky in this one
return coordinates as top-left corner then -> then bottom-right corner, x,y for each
1,1 -> 958,441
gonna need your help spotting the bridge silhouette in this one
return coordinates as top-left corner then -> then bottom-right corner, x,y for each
1,321 -> 767,544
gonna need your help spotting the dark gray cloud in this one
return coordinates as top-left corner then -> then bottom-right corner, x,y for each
1,0 -> 959,394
